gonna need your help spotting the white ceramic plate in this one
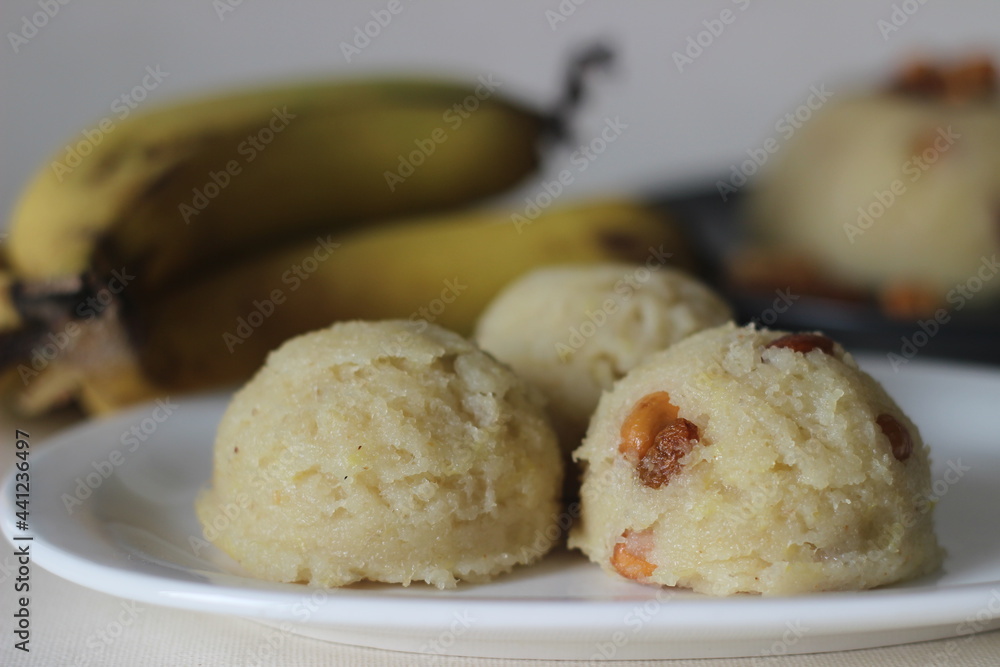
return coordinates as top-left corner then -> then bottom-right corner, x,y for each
3,355 -> 1000,660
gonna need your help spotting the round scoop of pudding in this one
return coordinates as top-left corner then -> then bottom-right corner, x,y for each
196,320 -> 563,589
748,59 -> 1000,307
475,263 -> 732,455
570,322 -> 943,596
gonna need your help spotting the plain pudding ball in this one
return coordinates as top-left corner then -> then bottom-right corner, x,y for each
196,320 -> 563,589
570,322 -> 943,596
475,264 -> 732,455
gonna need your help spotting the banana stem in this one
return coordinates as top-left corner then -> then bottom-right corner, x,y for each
0,273 -> 119,370
10,274 -> 106,326
546,43 -> 616,142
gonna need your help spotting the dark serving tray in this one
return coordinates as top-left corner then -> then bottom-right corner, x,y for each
657,188 -> 1000,367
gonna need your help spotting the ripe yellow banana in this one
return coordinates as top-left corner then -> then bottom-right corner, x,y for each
7,77 -> 554,294
7,43 -> 617,298
9,200 -> 690,415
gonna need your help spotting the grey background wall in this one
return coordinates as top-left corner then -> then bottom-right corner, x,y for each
2,0 -> 998,223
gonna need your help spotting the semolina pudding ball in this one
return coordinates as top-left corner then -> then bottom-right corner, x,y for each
475,264 -> 732,456
570,322 -> 942,596
749,59 -> 1000,305
197,320 -> 563,589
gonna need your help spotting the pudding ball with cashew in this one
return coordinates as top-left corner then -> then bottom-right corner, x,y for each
747,57 -> 1000,311
569,322 -> 943,596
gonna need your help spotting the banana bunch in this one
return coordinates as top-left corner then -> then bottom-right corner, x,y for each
1,47 -> 695,415
7,44 -> 614,295
7,200 -> 686,414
